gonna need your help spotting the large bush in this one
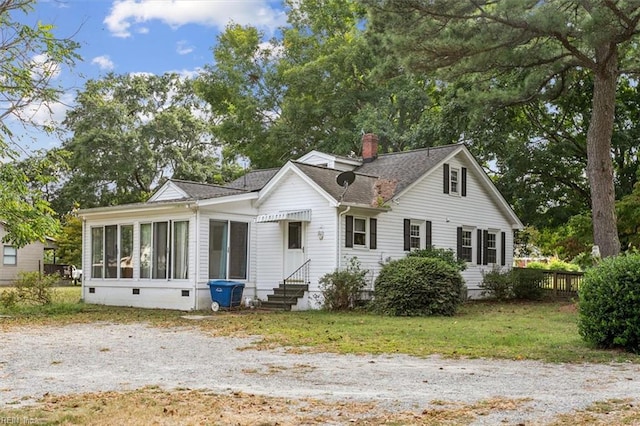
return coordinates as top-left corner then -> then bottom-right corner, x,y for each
319,257 -> 368,311
0,272 -> 58,308
372,257 -> 465,316
578,254 -> 640,353
407,247 -> 467,271
480,267 -> 545,301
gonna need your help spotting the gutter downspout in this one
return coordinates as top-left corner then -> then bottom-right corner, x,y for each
337,206 -> 351,271
81,217 -> 86,302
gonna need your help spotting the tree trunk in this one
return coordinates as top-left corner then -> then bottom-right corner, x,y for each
586,47 -> 621,258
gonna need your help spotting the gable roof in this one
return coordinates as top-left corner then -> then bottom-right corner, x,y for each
355,144 -> 461,196
226,168 -> 279,192
152,179 -> 248,202
292,162 -> 382,207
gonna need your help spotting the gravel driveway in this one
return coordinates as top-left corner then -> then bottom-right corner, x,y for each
1,322 -> 639,425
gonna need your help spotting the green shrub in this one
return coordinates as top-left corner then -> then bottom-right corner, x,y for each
578,254 -> 640,353
547,259 -> 581,272
407,247 -> 467,271
0,272 -> 58,308
511,268 -> 545,300
319,257 -> 368,311
479,268 -> 513,301
372,257 -> 465,316
526,261 -> 548,269
480,268 -> 545,301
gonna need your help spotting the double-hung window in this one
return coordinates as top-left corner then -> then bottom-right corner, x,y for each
459,228 -> 473,262
410,223 -> 421,249
486,232 -> 497,264
353,218 -> 367,246
3,246 -> 16,266
450,168 -> 459,195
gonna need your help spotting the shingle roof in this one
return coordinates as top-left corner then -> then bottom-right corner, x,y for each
169,180 -> 248,200
292,162 -> 382,207
226,168 -> 279,192
355,144 -> 461,196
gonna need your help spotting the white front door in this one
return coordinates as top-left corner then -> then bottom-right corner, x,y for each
284,221 -> 305,277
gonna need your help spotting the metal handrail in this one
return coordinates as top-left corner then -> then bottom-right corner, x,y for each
283,259 -> 310,310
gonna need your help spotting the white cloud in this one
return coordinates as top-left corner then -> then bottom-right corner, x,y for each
104,0 -> 286,38
31,54 -> 62,81
13,91 -> 75,129
176,40 -> 194,55
91,55 -> 115,71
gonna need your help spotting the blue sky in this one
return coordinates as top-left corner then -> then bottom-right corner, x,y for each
14,0 -> 287,152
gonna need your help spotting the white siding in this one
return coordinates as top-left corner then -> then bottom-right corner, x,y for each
195,205 -> 257,311
82,208 -> 198,310
149,182 -> 187,202
256,171 -> 338,309
343,152 -> 517,297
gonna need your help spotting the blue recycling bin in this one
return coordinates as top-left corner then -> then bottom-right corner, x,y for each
207,280 -> 244,311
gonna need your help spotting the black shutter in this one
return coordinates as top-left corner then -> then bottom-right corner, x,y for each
425,220 -> 432,249
404,219 -> 411,251
476,229 -> 483,265
457,227 -> 463,260
370,218 -> 377,250
501,231 -> 506,266
482,230 -> 489,265
461,167 -> 467,197
345,215 -> 353,248
443,163 -> 450,194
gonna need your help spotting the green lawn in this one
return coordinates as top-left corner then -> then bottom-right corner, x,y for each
1,286 -> 637,364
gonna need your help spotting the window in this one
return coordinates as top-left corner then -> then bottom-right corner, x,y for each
410,224 -> 421,249
353,218 -> 366,246
209,220 -> 248,280
92,224 -> 136,279
450,168 -> 459,194
487,232 -> 497,264
345,216 -> 376,249
443,164 -> 467,196
288,222 -> 302,249
140,223 -> 152,278
3,246 -> 16,265
120,225 -> 134,278
141,221 -> 189,280
172,221 -> 189,280
91,227 -> 103,278
459,229 -> 473,262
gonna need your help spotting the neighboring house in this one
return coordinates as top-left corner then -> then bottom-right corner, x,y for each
78,134 -> 523,310
0,223 -> 57,285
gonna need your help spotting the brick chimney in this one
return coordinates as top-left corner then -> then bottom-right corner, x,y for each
362,133 -> 378,163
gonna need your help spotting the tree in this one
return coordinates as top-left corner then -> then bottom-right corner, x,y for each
367,1 -> 640,257
55,212 -> 82,267
0,0 -> 79,246
59,73 -> 239,211
195,0 -> 456,168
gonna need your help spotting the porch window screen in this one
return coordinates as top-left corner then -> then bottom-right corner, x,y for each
140,223 -> 152,278
120,225 -> 133,278
105,225 -> 117,278
91,227 -> 103,278
152,222 -> 169,279
209,221 -> 228,279
209,220 -> 248,280
229,222 -> 248,279
172,221 -> 189,279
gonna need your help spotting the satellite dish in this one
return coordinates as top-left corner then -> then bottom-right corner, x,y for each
336,171 -> 356,188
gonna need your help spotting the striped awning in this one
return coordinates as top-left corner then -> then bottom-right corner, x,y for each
256,209 -> 312,223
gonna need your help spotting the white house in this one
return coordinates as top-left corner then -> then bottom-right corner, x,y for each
79,134 -> 523,310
